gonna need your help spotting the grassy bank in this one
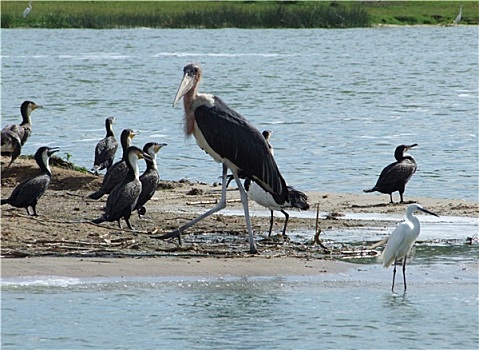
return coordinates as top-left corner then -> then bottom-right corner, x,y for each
1,1 -> 478,29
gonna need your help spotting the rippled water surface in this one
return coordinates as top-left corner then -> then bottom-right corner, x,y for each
2,27 -> 478,200
2,270 -> 478,350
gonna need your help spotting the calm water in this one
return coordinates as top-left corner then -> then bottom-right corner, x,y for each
1,27 -> 478,200
1,28 -> 478,349
2,264 -> 478,350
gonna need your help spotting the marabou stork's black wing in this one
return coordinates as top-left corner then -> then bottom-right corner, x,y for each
195,96 -> 288,204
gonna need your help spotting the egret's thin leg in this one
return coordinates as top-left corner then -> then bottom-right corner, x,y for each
392,258 -> 398,292
233,172 -> 258,254
402,257 -> 408,291
268,210 -> 274,237
281,209 -> 289,236
158,164 -> 229,243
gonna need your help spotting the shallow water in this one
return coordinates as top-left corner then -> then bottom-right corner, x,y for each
1,27 -> 478,200
2,268 -> 477,350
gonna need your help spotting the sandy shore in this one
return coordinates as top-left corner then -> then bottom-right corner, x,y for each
1,158 -> 477,278
1,256 -> 352,278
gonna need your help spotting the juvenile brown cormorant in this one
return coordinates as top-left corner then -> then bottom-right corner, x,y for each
1,101 -> 43,168
135,142 -> 167,218
364,143 -> 418,203
1,146 -> 59,216
243,130 -> 309,237
89,128 -> 136,200
91,117 -> 118,175
92,146 -> 150,230
158,63 -> 288,254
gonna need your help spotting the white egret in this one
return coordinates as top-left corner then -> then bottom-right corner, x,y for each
23,1 -> 32,18
382,203 -> 439,292
453,4 -> 463,25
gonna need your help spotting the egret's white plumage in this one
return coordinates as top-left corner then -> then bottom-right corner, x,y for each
23,1 -> 32,18
382,203 -> 439,292
453,4 -> 463,25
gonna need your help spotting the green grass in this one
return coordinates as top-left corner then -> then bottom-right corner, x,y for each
2,1 -> 477,29
361,1 -> 478,26
1,1 -> 478,28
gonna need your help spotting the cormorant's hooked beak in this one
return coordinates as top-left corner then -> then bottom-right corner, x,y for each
155,143 -> 168,152
406,143 -> 418,151
419,207 -> 439,217
33,103 -> 44,110
173,72 -> 195,107
47,147 -> 60,156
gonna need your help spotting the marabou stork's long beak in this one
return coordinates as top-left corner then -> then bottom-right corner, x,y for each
173,72 -> 195,107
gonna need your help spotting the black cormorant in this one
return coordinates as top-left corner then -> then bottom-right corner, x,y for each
92,146 -> 150,230
157,63 -> 288,254
88,128 -> 136,200
91,117 -> 118,175
135,142 -> 167,218
1,101 -> 43,168
1,146 -> 59,215
364,144 -> 418,203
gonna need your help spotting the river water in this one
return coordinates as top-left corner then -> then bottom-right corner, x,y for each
1,27 -> 477,200
1,27 -> 478,349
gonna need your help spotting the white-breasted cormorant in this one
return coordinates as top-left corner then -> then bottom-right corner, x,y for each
364,143 -> 418,204
92,146 -> 150,230
135,142 -> 167,218
382,204 -> 439,292
1,146 -> 59,216
157,63 -> 288,254
227,130 -> 310,237
1,100 -> 43,168
91,117 -> 119,175
88,128 -> 136,200
246,130 -> 309,237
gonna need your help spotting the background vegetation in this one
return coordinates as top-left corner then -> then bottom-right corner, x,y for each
1,1 -> 478,29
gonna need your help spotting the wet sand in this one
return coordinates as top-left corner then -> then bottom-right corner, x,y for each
1,256 -> 351,278
1,158 -> 477,279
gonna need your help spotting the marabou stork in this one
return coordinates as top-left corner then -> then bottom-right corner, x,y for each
159,63 -> 288,254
